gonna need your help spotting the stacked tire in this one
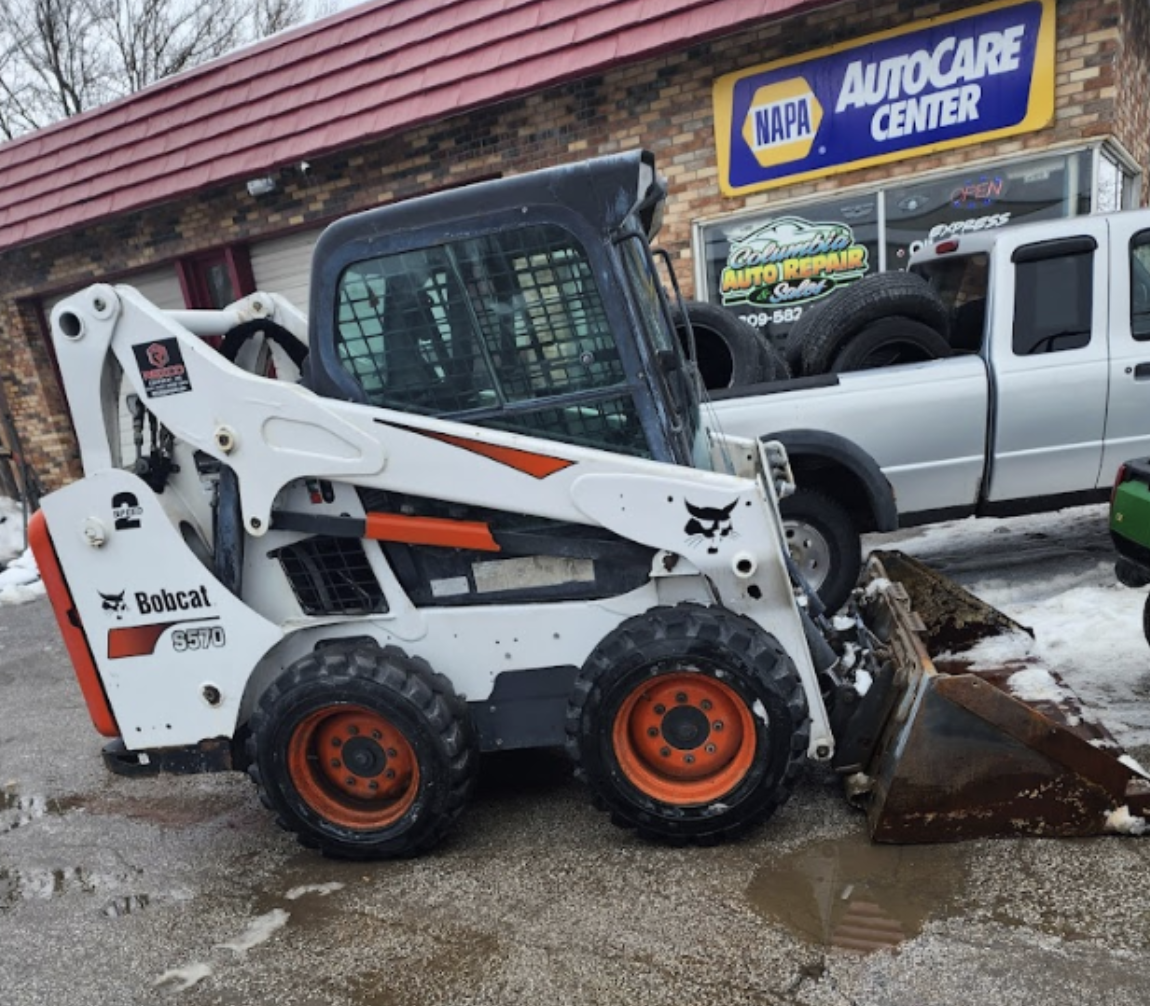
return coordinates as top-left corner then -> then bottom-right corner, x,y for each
674,300 -> 789,390
783,272 -> 952,377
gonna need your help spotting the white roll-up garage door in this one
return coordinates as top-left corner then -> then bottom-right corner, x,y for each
251,229 -> 321,314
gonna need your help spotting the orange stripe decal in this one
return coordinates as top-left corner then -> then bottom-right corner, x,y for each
107,622 -> 179,660
382,422 -> 574,479
28,511 -> 120,738
365,512 -> 500,552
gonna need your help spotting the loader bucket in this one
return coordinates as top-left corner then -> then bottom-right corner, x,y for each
846,550 -> 1150,843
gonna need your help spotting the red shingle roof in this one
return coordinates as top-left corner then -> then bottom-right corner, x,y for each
0,0 -> 829,253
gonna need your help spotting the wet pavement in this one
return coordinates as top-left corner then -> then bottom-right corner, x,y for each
3,596 -> 1150,1006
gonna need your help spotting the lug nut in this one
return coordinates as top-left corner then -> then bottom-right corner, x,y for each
331,737 -> 342,748
660,747 -> 671,758
713,721 -> 724,732
345,777 -> 356,786
647,727 -> 659,737
348,725 -> 359,736
369,781 -> 379,791
331,759 -> 342,768
705,744 -> 717,754
683,754 -> 695,764
701,699 -> 712,711
387,748 -> 398,758
372,730 -> 382,740
386,769 -> 396,780
654,704 -> 666,715
675,692 -> 688,704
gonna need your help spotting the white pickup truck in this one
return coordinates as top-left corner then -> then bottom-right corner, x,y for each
709,207 -> 1150,610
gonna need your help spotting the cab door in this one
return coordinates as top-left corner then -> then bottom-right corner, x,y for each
985,218 -> 1110,503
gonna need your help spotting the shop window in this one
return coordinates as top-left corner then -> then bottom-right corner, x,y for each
177,246 -> 255,309
699,193 -> 878,344
1131,232 -> 1150,341
696,144 -> 1135,347
1011,242 -> 1094,356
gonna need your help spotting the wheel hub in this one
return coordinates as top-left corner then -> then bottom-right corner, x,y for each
341,735 -> 387,778
613,671 -> 757,804
661,705 -> 711,750
288,705 -> 419,829
784,519 -> 830,591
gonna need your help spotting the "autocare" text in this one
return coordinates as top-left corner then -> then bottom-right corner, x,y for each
835,25 -> 1027,142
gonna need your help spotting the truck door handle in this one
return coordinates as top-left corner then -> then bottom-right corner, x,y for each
1134,363 -> 1150,379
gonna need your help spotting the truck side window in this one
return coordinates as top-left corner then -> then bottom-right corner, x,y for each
1131,231 -> 1150,341
1011,248 -> 1093,356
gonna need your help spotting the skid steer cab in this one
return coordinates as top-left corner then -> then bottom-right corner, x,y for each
34,152 -> 1150,859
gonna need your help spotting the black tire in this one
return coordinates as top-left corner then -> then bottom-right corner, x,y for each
761,339 -> 792,382
247,644 -> 476,859
566,604 -> 808,843
783,300 -> 827,376
829,317 -> 952,373
800,272 -> 949,377
779,489 -> 861,613
674,300 -> 770,390
1142,593 -> 1150,649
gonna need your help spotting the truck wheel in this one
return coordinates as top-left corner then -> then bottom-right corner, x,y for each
800,273 -> 949,377
829,318 -> 952,373
247,645 -> 476,859
566,604 -> 808,843
674,300 -> 770,390
779,489 -> 861,612
1142,594 -> 1150,649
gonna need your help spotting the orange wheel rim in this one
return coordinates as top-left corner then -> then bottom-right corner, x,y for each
612,672 -> 757,805
287,705 -> 419,830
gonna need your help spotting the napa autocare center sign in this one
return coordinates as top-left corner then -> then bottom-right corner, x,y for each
713,0 -> 1055,196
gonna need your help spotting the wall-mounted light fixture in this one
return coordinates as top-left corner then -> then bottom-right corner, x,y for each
245,176 -> 277,196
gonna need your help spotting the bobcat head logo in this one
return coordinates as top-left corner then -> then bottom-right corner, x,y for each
684,500 -> 738,555
99,591 -> 129,620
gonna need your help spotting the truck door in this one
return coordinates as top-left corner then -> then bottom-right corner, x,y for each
1098,216 -> 1150,484
985,219 -> 1109,503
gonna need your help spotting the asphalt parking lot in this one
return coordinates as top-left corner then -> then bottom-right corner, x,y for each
4,566 -> 1150,1006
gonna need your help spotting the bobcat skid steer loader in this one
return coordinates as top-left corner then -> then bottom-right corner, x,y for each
31,152 -> 1150,858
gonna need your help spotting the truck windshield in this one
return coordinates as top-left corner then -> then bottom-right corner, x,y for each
333,224 -> 652,457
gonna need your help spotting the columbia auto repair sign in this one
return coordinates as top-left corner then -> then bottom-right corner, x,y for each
713,0 -> 1054,196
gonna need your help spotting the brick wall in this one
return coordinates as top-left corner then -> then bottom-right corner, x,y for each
0,0 -> 1138,489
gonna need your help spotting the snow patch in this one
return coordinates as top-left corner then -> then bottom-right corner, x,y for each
215,909 -> 290,953
285,882 -> 344,900
939,630 -> 1034,669
153,963 -> 213,992
1105,806 -> 1148,835
751,700 -> 769,724
1004,666 -> 1075,705
853,668 -> 873,697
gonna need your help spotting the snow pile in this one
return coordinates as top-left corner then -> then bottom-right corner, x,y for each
0,497 -> 42,606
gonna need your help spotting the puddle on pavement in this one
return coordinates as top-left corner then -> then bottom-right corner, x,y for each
747,834 -> 970,953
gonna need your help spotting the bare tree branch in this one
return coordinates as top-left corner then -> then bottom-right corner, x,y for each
0,0 -> 321,136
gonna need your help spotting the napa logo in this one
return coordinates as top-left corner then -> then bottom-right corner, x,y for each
741,78 -> 823,169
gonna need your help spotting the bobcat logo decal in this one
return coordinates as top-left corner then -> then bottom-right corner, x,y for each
99,591 -> 129,620
684,500 -> 738,555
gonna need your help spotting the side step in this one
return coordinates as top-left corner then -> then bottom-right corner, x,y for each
852,550 -> 1150,843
